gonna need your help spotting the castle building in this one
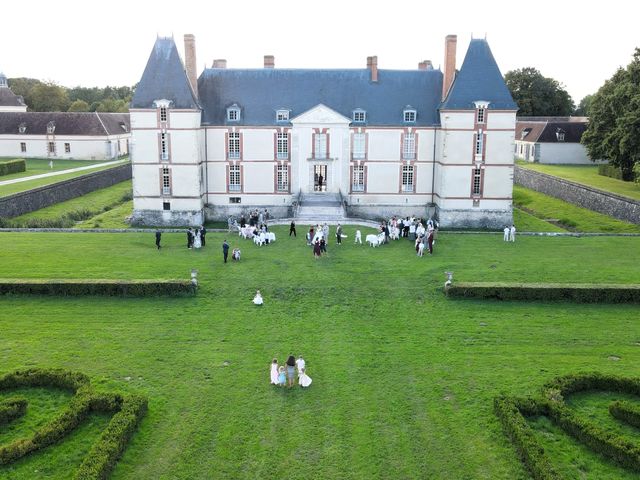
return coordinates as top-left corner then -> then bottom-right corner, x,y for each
130,34 -> 517,227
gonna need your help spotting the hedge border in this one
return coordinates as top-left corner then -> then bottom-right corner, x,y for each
0,368 -> 147,480
446,282 -> 640,303
610,400 -> 640,429
0,279 -> 196,297
495,373 -> 640,479
0,159 -> 26,177
0,397 -> 28,425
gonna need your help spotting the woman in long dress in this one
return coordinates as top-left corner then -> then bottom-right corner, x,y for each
253,290 -> 263,305
193,228 -> 202,249
298,368 -> 312,388
270,359 -> 279,385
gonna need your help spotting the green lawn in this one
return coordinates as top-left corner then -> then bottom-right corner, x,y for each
513,207 -> 566,233
517,162 -> 640,201
0,158 -> 105,181
0,227 -> 639,479
513,185 -> 640,233
0,160 -> 128,198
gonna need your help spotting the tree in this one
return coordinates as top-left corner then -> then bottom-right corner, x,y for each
95,98 -> 129,113
505,67 -> 574,116
574,94 -> 594,116
7,77 -> 45,110
67,99 -> 90,112
28,82 -> 70,111
582,49 -> 640,180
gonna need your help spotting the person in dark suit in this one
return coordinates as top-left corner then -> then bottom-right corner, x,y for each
222,239 -> 230,263
187,228 -> 194,249
289,221 -> 296,237
200,226 -> 207,247
155,230 -> 162,249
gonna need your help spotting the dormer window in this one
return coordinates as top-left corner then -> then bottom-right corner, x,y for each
18,123 -> 26,134
403,108 -> 416,123
521,128 -> 532,140
119,122 -> 128,133
474,101 -> 490,124
556,129 -> 566,142
154,100 -> 172,125
353,109 -> 366,123
276,110 -> 290,122
227,104 -> 241,122
47,122 -> 56,134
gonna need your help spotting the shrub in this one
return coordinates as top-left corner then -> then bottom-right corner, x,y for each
0,397 -> 28,425
0,368 -> 147,479
446,282 -> 640,303
610,400 -> 640,429
598,163 -> 625,180
0,159 -> 26,176
0,279 -> 197,297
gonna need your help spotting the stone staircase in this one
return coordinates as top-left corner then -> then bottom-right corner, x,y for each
296,193 -> 346,222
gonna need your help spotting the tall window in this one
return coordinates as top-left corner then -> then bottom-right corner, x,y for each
65,143 -> 71,153
475,130 -> 483,155
477,107 -> 485,123
402,165 -> 414,192
277,164 -> 289,192
228,132 -> 240,159
472,167 -> 482,195
352,165 -> 365,191
229,165 -> 241,191
48,142 -> 56,154
161,133 -> 169,160
20,142 -> 26,153
162,167 -> 171,195
277,132 -> 288,159
403,133 -> 416,160
352,133 -> 366,159
160,106 -> 167,122
315,133 -> 327,159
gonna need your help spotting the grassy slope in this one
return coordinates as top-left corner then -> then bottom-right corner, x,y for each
513,185 -> 640,233
512,207 -> 566,233
0,228 -> 639,479
517,163 -> 640,201
0,161 -> 127,198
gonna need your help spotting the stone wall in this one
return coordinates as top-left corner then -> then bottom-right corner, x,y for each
0,164 -> 132,218
515,166 -> 640,225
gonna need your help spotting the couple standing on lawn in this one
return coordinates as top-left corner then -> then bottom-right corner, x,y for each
270,355 -> 312,388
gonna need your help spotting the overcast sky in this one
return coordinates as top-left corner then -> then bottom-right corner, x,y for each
2,0 -> 638,104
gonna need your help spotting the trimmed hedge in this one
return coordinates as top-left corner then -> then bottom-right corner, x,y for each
0,397 -> 28,425
496,373 -> 640,479
0,278 -> 197,297
446,282 -> 640,303
598,163 -> 625,181
0,159 -> 26,177
0,368 -> 147,479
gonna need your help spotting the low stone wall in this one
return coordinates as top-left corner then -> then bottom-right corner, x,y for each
0,164 -> 131,218
515,166 -> 640,225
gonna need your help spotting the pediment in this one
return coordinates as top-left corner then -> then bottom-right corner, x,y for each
291,104 -> 351,125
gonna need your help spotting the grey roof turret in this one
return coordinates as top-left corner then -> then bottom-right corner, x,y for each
440,39 -> 517,111
131,37 -> 199,109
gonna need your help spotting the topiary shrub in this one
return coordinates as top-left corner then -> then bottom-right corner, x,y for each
0,159 -> 26,176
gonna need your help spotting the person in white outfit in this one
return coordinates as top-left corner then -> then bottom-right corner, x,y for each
509,225 -> 516,242
295,356 -> 306,374
503,226 -> 510,241
354,230 -> 362,244
298,368 -> 312,388
270,359 -> 279,385
253,290 -> 264,305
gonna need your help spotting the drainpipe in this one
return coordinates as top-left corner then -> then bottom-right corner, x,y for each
431,127 -> 437,211
204,126 -> 209,215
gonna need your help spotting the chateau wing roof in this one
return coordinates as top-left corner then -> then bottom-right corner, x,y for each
198,68 -> 443,126
0,112 -> 130,135
441,39 -> 517,111
131,37 -> 199,110
516,119 -> 587,143
0,87 -> 26,107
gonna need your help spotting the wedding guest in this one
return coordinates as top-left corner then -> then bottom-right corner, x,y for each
298,368 -> 312,388
286,355 -> 296,388
509,224 -> 517,242
222,239 -> 229,263
155,230 -> 161,250
253,290 -> 264,305
295,356 -> 306,374
290,221 -> 296,237
187,228 -> 194,249
277,366 -> 286,386
200,226 -> 207,246
270,359 -> 279,385
313,240 -> 322,259
232,248 -> 241,261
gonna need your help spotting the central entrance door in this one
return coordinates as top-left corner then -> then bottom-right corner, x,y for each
313,164 -> 327,192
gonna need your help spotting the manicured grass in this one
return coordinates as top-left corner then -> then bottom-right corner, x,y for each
0,158 -> 105,182
0,228 -> 639,479
0,160 -> 128,198
513,185 -> 640,233
74,200 -> 133,229
513,207 -> 566,233
10,181 -> 132,226
518,162 -> 640,201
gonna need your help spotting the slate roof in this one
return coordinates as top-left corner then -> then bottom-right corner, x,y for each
0,112 -> 130,136
440,39 -> 517,111
516,119 -> 587,143
198,68 -> 443,126
0,86 -> 26,107
131,37 -> 199,110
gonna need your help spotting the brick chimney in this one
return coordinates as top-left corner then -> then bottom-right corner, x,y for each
264,55 -> 275,68
212,59 -> 227,68
442,35 -> 457,100
367,56 -> 378,82
184,34 -> 198,97
418,60 -> 433,70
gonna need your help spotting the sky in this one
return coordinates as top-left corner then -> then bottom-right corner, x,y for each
1,0 -> 638,104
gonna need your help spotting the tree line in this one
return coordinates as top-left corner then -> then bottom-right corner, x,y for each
7,78 -> 134,113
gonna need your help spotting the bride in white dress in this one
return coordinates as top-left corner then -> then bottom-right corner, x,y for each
298,368 -> 312,388
253,290 -> 263,305
193,229 -> 202,249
